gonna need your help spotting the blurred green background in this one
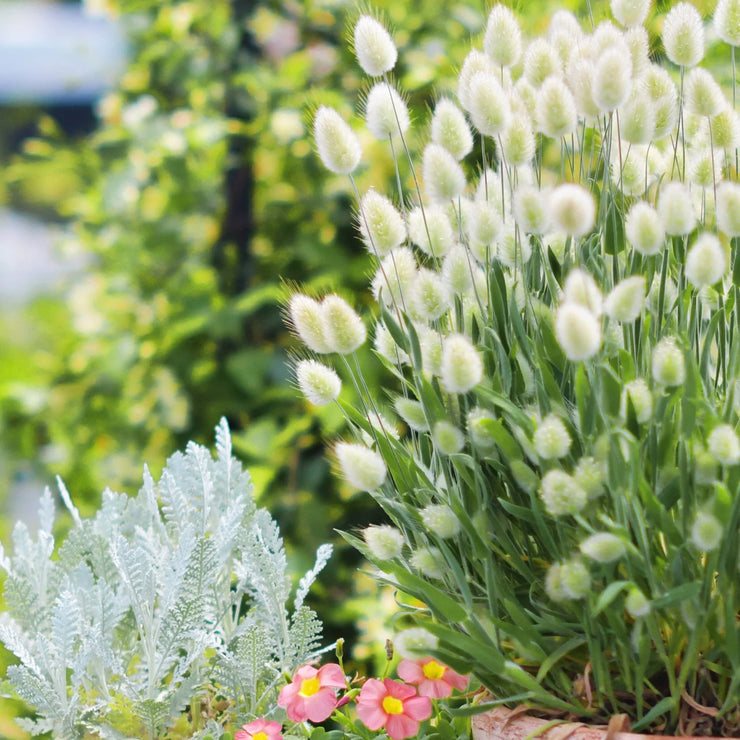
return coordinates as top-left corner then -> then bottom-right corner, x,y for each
0,0 -> 717,736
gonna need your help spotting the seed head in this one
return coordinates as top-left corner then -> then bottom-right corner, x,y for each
708,423 -> 740,465
500,114 -> 536,168
313,106 -> 362,175
710,108 -> 740,149
295,359 -> 341,406
685,67 -> 726,117
533,414 -> 572,460
484,4 -> 522,68
422,143 -> 467,203
523,39 -> 562,87
410,546 -> 445,579
417,325 -> 443,377
431,98 -> 473,160
625,587 -> 651,617
420,504 -> 461,539
662,2 -> 705,68
466,200 -> 502,256
691,512 -> 723,551
567,56 -> 600,121
440,333 -> 484,394
715,0 -> 740,46
364,82 -> 410,140
375,323 -> 409,365
410,268 -> 450,322
620,92 -> 656,145
593,46 -> 633,112
686,233 -> 726,289
580,533 -> 626,562
716,181 -> 740,236
513,185 -> 551,235
658,181 -> 697,235
467,408 -> 497,451
605,276 -> 646,322
652,337 -> 685,386
442,245 -> 475,296
353,15 -> 397,77
335,441 -> 387,490
563,269 -> 603,315
536,76 -> 577,139
549,184 -> 595,237
407,205 -> 454,259
625,201 -> 664,255
621,378 -> 653,424
468,70 -> 511,137
358,190 -> 406,256
625,26 -> 650,77
496,225 -> 532,268
322,294 -> 367,354
363,525 -> 405,560
546,557 -> 591,601
394,628 -> 439,659
288,293 -> 331,353
611,0 -> 651,27
394,397 -> 429,432
574,456 -> 605,499
555,302 -> 602,361
458,50 -> 496,112
539,470 -> 587,516
372,247 -> 418,307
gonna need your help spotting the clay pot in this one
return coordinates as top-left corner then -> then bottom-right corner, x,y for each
472,707 -> 724,740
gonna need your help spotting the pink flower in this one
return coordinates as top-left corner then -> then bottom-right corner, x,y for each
397,658 -> 469,698
278,663 -> 346,722
235,718 -> 283,740
356,678 -> 432,740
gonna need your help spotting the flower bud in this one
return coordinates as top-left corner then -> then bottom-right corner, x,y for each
372,247 -> 417,307
421,504 -> 461,538
363,525 -> 405,560
410,268 -> 450,322
574,456 -> 605,499
410,546 -> 445,579
715,0 -> 740,46
500,114 -> 536,168
662,2 -> 704,68
513,185 -> 551,235
708,423 -> 740,465
593,46 -> 633,112
539,470 -> 587,516
652,337 -> 685,386
431,99 -> 473,160
440,333 -> 484,394
580,533 -> 626,562
605,276 -> 646,322
458,50 -> 496,112
686,233 -> 726,289
685,68 -> 726,117
621,378 -> 653,424
407,205 -> 455,258
536,76 -> 577,139
295,359 -> 341,406
555,303 -> 602,361
353,15 -> 397,77
442,245 -> 474,296
549,184 -> 595,237
467,408 -> 497,451
335,442 -> 387,490
322,295 -> 366,354
288,293 -> 331,353
394,628 -> 439,659
394,397 -> 429,432
484,4 -> 522,68
468,70 -> 511,137
658,181 -> 696,236
716,181 -> 740,236
358,190 -> 406,256
611,0 -> 651,27
422,143 -> 467,203
523,39 -> 562,87
546,558 -> 591,601
625,587 -> 651,617
533,414 -> 572,460
313,106 -> 362,175
364,82 -> 410,140
563,269 -> 603,314
691,512 -> 723,551
625,201 -> 665,255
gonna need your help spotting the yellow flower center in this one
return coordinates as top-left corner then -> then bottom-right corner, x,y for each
422,660 -> 446,680
382,696 -> 404,715
300,676 -> 321,697
253,732 -> 268,740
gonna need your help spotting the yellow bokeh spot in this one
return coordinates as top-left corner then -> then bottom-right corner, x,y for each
422,660 -> 446,680
300,676 -> 321,697
382,696 -> 404,715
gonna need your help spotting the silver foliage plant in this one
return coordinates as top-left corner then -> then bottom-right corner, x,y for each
0,419 -> 331,740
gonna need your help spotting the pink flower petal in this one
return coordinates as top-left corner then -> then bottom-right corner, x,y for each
305,688 -> 339,722
235,732 -> 248,740
397,660 -> 425,684
285,694 -> 310,722
386,714 -> 419,740
295,665 -> 319,681
359,677 -> 387,702
417,678 -> 452,699
402,695 -> 432,722
356,701 -> 387,730
384,678 -> 416,700
318,663 -> 347,688
278,681 -> 299,707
